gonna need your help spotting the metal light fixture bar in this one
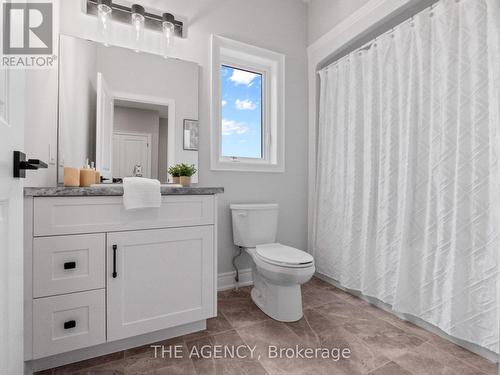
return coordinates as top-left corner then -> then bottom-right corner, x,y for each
86,0 -> 184,37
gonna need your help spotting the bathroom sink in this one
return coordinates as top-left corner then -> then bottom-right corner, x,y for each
90,183 -> 183,188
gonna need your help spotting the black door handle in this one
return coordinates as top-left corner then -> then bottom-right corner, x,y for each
64,320 -> 76,329
112,245 -> 117,278
64,261 -> 76,270
13,151 -> 48,178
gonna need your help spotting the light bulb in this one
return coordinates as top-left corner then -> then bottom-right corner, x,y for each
161,13 -> 175,59
131,5 -> 145,53
97,0 -> 112,47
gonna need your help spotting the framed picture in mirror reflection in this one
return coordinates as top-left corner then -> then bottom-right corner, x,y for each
183,119 -> 199,151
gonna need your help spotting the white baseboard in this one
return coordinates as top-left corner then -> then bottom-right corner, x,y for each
315,272 -> 498,363
218,268 -> 253,291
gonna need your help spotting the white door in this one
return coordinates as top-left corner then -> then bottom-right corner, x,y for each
112,132 -> 151,178
0,68 -> 25,374
106,226 -> 214,341
96,72 -> 114,180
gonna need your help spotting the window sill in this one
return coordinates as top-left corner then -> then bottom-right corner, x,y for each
210,161 -> 284,173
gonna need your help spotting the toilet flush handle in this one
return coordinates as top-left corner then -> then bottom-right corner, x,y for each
236,212 -> 247,217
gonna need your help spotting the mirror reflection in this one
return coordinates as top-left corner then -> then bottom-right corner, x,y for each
57,34 -> 199,183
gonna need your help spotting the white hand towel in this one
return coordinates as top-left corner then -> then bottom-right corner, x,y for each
123,177 -> 161,210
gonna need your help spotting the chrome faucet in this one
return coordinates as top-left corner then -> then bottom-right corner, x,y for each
133,164 -> 143,177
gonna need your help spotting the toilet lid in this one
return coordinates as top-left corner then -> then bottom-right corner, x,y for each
256,243 -> 314,267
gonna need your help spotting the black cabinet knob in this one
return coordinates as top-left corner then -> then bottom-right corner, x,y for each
63,261 -> 76,270
64,320 -> 76,330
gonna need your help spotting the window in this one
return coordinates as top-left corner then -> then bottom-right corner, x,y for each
221,65 -> 263,159
211,35 -> 285,172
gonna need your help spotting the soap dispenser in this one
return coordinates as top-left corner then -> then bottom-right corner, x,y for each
80,158 -> 96,187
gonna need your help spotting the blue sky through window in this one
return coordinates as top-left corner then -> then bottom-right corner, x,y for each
220,65 -> 262,158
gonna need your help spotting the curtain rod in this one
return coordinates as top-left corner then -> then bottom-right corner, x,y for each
318,0 -> 440,72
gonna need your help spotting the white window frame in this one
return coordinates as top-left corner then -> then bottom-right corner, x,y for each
211,35 -> 285,172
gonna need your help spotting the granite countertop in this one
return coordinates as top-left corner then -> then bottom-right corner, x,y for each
24,186 -> 224,197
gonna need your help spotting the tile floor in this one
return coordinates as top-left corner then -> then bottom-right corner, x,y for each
36,277 -> 497,375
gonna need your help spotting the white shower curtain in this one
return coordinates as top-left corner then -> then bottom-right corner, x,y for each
313,0 -> 500,352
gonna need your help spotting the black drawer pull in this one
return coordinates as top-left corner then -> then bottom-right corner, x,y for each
112,245 -> 117,278
63,261 -> 76,270
64,320 -> 76,329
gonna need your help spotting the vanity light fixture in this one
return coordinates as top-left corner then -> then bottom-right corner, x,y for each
97,0 -> 112,46
131,4 -> 145,52
86,0 -> 185,52
161,13 -> 175,58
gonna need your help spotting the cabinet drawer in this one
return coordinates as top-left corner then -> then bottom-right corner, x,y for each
33,289 -> 105,359
33,195 -> 215,236
33,234 -> 105,298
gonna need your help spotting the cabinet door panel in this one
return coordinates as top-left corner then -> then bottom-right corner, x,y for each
106,226 -> 214,341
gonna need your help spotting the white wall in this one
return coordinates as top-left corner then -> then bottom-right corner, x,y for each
307,0 -> 371,45
25,0 -> 309,274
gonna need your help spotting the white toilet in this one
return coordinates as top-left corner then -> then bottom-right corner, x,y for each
230,203 -> 315,322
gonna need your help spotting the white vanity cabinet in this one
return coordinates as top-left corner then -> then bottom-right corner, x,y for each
24,192 -> 219,365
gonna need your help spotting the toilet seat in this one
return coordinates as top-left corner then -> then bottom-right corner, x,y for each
255,243 -> 314,268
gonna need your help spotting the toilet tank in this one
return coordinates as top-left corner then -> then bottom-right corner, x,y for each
230,204 -> 279,247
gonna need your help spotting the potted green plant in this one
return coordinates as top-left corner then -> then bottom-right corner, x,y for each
178,163 -> 197,187
168,163 -> 197,186
167,164 -> 182,184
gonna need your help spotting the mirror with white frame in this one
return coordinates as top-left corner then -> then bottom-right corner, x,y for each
57,34 -> 199,183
